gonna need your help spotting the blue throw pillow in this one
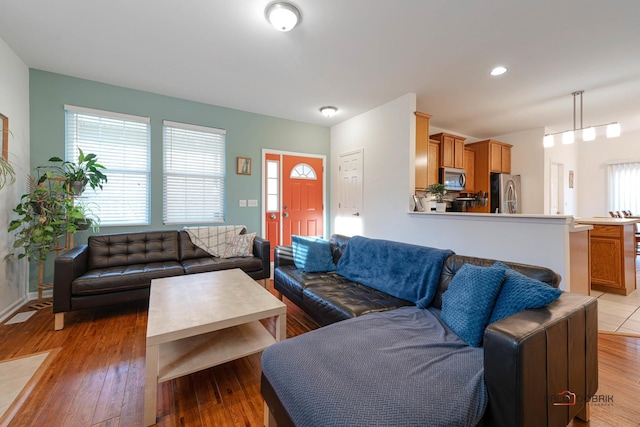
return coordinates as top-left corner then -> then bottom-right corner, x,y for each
441,264 -> 505,347
489,262 -> 562,324
292,235 -> 336,273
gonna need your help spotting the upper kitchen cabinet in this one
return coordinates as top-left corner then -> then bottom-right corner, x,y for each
463,148 -> 475,192
490,142 -> 511,173
429,132 -> 466,169
415,112 -> 433,191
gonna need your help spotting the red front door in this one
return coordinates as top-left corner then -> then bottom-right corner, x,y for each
264,153 -> 324,255
282,155 -> 324,245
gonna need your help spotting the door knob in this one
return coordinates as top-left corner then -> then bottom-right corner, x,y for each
283,212 -> 289,218
352,212 -> 360,216
270,213 -> 276,220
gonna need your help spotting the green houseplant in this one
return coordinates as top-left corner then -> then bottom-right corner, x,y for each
44,148 -> 107,195
8,176 -> 70,260
425,183 -> 448,212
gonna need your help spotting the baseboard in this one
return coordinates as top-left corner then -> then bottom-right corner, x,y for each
0,296 -> 30,323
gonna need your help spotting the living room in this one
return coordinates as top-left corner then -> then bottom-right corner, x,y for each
1,1 -> 639,426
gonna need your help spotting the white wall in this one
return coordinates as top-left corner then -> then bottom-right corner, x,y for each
576,128 -> 640,218
330,94 -> 571,288
0,37 -> 30,320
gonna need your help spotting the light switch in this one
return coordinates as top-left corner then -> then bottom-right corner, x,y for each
239,199 -> 247,207
248,199 -> 258,207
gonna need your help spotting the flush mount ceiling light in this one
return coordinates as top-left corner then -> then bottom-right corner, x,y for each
543,90 -> 621,148
265,2 -> 300,32
490,66 -> 508,76
319,106 -> 338,118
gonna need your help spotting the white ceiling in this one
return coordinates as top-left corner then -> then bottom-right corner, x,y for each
1,0 -> 639,138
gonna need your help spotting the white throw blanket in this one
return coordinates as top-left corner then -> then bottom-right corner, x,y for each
184,225 -> 246,257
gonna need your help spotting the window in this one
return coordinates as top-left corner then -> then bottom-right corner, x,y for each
163,120 -> 226,224
608,161 -> 640,214
266,159 -> 279,212
65,105 -> 150,226
290,163 -> 317,179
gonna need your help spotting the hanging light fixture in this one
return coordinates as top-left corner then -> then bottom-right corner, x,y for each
265,2 -> 301,32
543,90 -> 621,147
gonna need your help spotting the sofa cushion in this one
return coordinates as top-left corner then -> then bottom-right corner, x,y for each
181,256 -> 263,275
292,235 -> 336,273
441,264 -> 505,347
88,231 -> 180,270
72,261 -> 185,295
489,262 -> 563,324
274,266 -> 349,305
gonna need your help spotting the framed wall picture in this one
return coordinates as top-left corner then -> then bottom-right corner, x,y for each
237,157 -> 252,175
569,170 -> 574,188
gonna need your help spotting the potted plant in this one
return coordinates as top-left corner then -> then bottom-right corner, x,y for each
426,183 -> 448,213
44,148 -> 107,195
8,177 -> 70,260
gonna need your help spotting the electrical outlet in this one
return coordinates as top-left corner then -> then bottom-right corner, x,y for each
239,199 -> 247,207
248,199 -> 258,207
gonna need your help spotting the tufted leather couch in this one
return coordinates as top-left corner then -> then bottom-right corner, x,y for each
53,230 -> 270,330
265,234 -> 598,427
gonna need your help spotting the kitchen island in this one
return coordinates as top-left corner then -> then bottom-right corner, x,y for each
575,217 -> 640,295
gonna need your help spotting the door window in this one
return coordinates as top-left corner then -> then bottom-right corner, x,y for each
266,159 -> 279,212
290,163 -> 317,179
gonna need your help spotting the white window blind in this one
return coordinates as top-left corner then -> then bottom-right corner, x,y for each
65,105 -> 151,226
608,161 -> 640,214
163,120 -> 226,224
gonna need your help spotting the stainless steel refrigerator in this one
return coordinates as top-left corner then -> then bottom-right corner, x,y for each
490,173 -> 521,214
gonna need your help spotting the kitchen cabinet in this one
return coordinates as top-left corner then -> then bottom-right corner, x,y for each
490,143 -> 511,173
464,139 -> 513,213
575,219 -> 638,295
463,148 -> 474,192
414,112 -> 433,191
429,132 -> 466,169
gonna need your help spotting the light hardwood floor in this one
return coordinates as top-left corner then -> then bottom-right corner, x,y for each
1,282 -> 639,426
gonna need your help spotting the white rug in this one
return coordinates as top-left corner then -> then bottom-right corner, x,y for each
0,349 -> 57,426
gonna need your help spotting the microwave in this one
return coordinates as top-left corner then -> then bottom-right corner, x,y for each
439,167 -> 467,191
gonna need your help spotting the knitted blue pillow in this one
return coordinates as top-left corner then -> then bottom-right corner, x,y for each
441,264 -> 505,347
292,235 -> 336,273
489,262 -> 562,324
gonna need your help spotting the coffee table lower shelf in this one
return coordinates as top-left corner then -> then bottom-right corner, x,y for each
156,321 -> 276,382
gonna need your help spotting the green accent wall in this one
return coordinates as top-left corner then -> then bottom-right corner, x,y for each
28,69 -> 330,290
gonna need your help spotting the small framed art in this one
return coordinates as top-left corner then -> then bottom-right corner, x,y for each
237,157 -> 252,175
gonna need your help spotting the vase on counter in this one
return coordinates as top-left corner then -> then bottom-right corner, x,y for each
435,202 -> 446,213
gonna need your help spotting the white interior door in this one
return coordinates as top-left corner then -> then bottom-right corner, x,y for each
336,149 -> 364,236
550,162 -> 564,215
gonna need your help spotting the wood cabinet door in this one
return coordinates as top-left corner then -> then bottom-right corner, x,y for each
427,141 -> 440,186
501,146 -> 511,173
454,139 -> 464,168
590,237 -> 622,288
463,149 -> 474,192
441,135 -> 455,168
490,143 -> 502,172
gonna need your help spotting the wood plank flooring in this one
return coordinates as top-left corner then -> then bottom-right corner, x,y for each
1,283 -> 639,426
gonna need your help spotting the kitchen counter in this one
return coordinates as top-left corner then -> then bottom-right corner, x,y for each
575,217 -> 640,225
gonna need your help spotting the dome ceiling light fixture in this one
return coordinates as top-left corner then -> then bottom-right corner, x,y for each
490,66 -> 508,76
265,2 -> 301,32
319,106 -> 338,118
543,90 -> 621,148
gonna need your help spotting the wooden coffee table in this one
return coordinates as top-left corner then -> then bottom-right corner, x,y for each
144,269 -> 286,426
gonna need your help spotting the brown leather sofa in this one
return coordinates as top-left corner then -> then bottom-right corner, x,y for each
53,230 -> 270,330
263,234 -> 598,427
